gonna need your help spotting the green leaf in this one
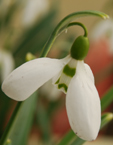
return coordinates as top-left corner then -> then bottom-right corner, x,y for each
13,9 -> 57,67
57,130 -> 75,145
101,86 -> 113,111
0,87 -> 11,136
101,113 -> 113,128
0,92 -> 37,145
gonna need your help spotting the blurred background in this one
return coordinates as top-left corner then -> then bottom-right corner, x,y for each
0,0 -> 113,145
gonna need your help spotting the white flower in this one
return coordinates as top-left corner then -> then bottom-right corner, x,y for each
0,49 -> 14,82
2,54 -> 101,141
22,0 -> 49,27
90,19 -> 113,54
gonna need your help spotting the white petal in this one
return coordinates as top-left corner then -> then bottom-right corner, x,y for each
2,57 -> 69,101
84,63 -> 95,83
22,0 -> 49,27
66,61 -> 101,141
52,55 -> 71,84
1,51 -> 15,82
91,19 -> 113,41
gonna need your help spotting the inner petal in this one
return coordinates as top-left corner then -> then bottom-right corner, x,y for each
53,58 -> 77,93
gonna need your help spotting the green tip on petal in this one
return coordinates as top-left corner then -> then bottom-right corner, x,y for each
70,36 -> 89,60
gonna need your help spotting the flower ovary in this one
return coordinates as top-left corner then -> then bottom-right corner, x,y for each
71,36 -> 89,60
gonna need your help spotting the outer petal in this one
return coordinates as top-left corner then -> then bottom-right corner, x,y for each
66,61 -> 101,141
2,57 -> 70,101
84,63 -> 94,83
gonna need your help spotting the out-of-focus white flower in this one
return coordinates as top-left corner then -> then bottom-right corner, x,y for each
2,54 -> 101,141
22,0 -> 49,27
0,49 -> 14,82
40,79 -> 62,101
90,19 -> 113,54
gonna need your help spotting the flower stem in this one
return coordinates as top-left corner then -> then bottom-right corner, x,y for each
67,22 -> 88,37
40,10 -> 109,57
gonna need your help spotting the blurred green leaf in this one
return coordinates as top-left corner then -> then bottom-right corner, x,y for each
36,100 -> 51,143
0,0 -> 22,30
101,86 -> 113,111
57,130 -> 75,145
0,92 -> 37,145
13,9 -> 57,67
101,113 -> 113,128
0,87 -> 11,137
71,137 -> 85,145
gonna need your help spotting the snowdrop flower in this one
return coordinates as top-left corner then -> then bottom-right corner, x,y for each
2,36 -> 101,141
22,0 -> 49,27
0,49 -> 14,82
91,19 -> 113,54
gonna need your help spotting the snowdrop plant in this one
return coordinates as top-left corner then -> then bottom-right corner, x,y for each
1,11 -> 109,142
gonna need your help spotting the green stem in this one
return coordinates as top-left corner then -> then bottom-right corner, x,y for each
0,102 -> 22,144
67,22 -> 88,37
40,10 -> 109,57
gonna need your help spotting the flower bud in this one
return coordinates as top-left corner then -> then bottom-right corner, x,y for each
70,36 -> 89,60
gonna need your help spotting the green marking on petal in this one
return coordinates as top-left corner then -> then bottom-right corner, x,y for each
63,65 -> 76,77
55,78 -> 60,84
58,83 -> 68,92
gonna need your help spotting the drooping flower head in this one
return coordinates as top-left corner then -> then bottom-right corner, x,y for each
2,34 -> 101,141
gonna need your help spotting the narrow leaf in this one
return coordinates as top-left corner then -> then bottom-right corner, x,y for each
101,113 -> 113,128
0,92 -> 37,145
101,86 -> 113,111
